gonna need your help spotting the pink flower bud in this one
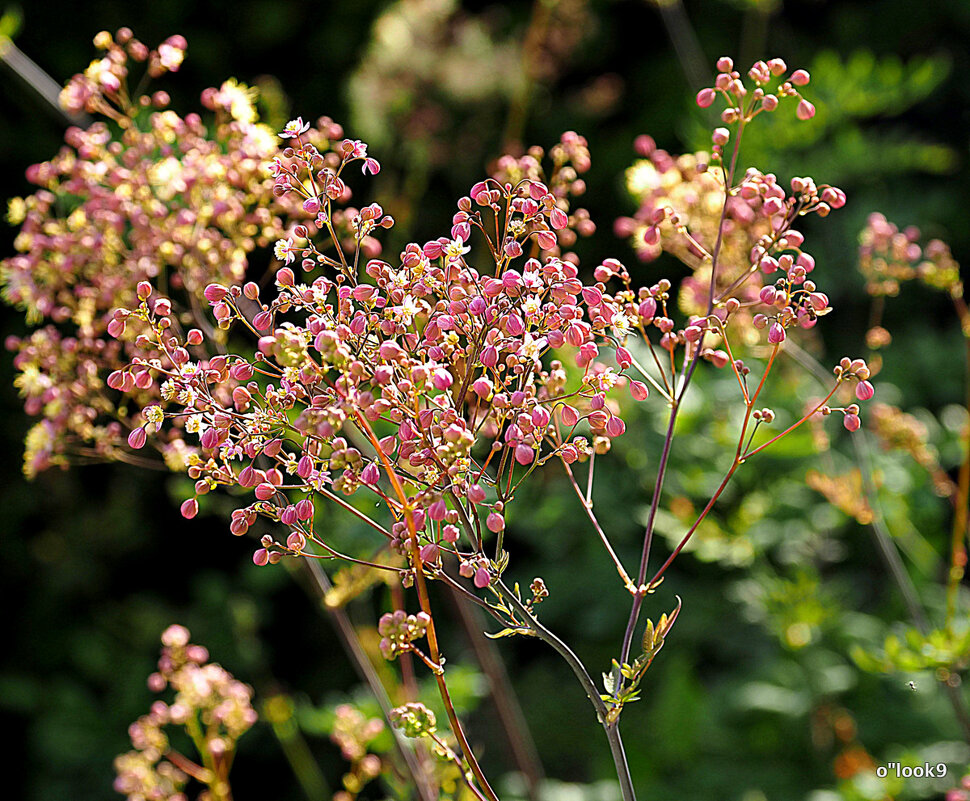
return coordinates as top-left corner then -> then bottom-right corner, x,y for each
361,462 -> 380,485
696,87 -> 716,108
855,380 -> 874,401
231,362 -> 254,380
768,322 -> 786,344
136,281 -> 152,299
420,543 -> 440,563
107,318 -> 126,339
621,379 -> 644,403
796,99 -> 816,120
515,444 -> 535,465
606,416 -> 626,437
180,498 -> 198,519
565,324 -> 586,347
428,499 -> 448,521
549,207 -> 569,230
467,484 -> 486,504
432,369 -> 453,390
474,567 -> 491,589
708,350 -> 730,368
255,482 -> 276,501
843,413 -> 861,432
472,377 -> 492,398
253,549 -> 270,566
716,56 -> 733,72
277,267 -> 295,286
638,298 -> 657,321
486,512 -> 505,533
790,69 -> 810,86
253,310 -> 273,331
536,230 -> 557,250
582,286 -> 603,307
442,524 -> 460,543
616,346 -> 633,368
153,298 -> 172,317
128,428 -> 147,449
292,499 -> 311,521
287,532 -> 306,551
481,345 -> 498,367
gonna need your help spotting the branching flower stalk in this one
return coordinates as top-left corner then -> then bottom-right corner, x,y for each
607,56 -> 869,736
4,30 -> 882,799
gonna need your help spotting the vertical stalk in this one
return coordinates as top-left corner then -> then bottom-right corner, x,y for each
449,589 -> 545,801
493,582 -> 637,801
356,412 -> 500,801
300,560 -> 438,801
619,122 -> 745,668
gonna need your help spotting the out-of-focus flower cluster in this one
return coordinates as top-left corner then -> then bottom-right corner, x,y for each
859,212 -> 961,300
347,0 -> 592,157
2,29 -> 291,477
113,624 -> 256,801
868,402 -> 956,498
330,703 -> 385,801
617,58 -> 846,342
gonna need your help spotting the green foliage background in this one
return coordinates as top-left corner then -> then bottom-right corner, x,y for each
2,1 -> 970,799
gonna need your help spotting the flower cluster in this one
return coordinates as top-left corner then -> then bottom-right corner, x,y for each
2,29 -> 291,476
618,59 -> 846,348
330,703 -> 385,801
113,625 -> 256,801
378,609 -> 432,661
389,702 -> 438,739
858,211 -> 961,299
115,117 -> 654,587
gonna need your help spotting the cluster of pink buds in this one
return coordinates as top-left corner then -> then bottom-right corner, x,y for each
818,358 -> 876,431
859,212 -> 960,298
60,28 -> 186,115
617,157 -> 844,345
2,30 -> 303,477
378,610 -> 432,661
696,56 -> 816,133
112,116 -> 660,596
113,625 -> 256,801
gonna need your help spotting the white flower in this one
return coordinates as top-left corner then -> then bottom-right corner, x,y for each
396,295 -> 421,326
523,270 -> 544,290
611,309 -> 632,339
143,405 -> 165,426
444,238 -> 470,262
522,296 -> 542,319
519,333 -> 547,362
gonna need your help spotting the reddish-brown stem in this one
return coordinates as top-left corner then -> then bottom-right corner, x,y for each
355,411 -> 499,801
945,298 -> 970,630
448,587 -> 545,801
561,459 -> 636,590
742,384 -> 839,461
618,118 -> 746,670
